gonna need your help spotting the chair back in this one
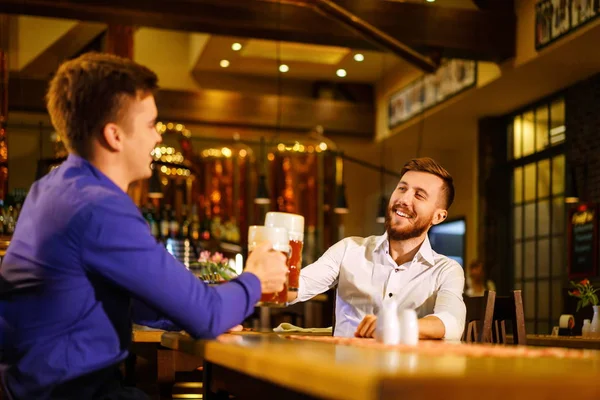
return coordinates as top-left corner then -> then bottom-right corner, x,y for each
491,290 -> 527,345
462,290 -> 496,342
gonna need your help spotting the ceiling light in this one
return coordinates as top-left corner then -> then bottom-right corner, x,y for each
336,69 -> 347,78
232,42 -> 242,51
353,53 -> 364,62
220,59 -> 230,68
426,0 -> 435,2
279,64 -> 289,73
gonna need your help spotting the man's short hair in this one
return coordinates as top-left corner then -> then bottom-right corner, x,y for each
46,52 -> 159,159
400,157 -> 455,209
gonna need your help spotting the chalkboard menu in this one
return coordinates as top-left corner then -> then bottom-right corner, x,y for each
568,203 -> 598,279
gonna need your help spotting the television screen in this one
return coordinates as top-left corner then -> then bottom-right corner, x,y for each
428,218 -> 466,267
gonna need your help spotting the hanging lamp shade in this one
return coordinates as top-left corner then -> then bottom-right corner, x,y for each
148,164 -> 164,199
376,195 -> 387,224
334,183 -> 349,214
254,174 -> 271,205
565,164 -> 579,204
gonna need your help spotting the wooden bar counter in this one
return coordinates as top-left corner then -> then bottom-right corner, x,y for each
162,331 -> 600,400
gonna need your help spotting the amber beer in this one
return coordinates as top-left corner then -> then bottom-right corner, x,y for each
247,225 -> 290,307
265,212 -> 304,292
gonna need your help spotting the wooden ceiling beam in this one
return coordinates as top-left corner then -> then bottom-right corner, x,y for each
20,22 -> 107,79
7,76 -> 374,138
0,0 -> 515,62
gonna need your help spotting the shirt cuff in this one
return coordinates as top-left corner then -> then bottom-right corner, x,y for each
235,272 -> 262,306
430,311 -> 462,341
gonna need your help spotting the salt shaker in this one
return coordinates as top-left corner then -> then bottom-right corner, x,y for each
375,300 -> 400,345
582,319 -> 591,338
399,309 -> 419,346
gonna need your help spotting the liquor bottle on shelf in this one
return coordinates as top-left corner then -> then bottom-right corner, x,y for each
180,208 -> 190,239
5,206 -> 15,235
146,211 -> 159,238
200,205 -> 211,241
160,206 -> 170,241
169,208 -> 180,239
190,205 -> 200,241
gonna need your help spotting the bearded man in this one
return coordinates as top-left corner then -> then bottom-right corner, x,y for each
287,157 -> 466,340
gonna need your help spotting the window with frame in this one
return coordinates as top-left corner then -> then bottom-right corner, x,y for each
509,97 -> 566,335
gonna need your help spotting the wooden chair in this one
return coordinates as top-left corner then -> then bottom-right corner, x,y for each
462,290 -> 496,343
491,290 -> 527,345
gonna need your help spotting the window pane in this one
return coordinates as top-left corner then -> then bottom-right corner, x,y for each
550,99 -> 565,145
538,280 -> 550,319
552,155 -> 565,195
524,240 -> 535,279
538,238 -> 550,278
551,236 -> 565,278
552,279 -> 563,318
514,167 -> 523,204
524,281 -> 535,319
537,159 -> 550,198
523,111 -> 535,157
536,105 -> 549,152
514,241 -> 523,280
538,200 -> 550,236
524,203 -> 536,238
524,163 -> 536,201
513,116 -> 522,159
526,321 -> 536,335
514,205 -> 523,240
538,320 -> 551,335
552,197 -> 565,234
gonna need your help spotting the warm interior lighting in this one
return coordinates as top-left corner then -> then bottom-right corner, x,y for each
354,53 -> 364,62
220,59 -> 230,68
336,69 -> 347,78
279,64 -> 289,73
231,42 -> 242,51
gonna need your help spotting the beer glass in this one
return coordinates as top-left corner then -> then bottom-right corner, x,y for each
265,212 -> 304,292
247,225 -> 290,307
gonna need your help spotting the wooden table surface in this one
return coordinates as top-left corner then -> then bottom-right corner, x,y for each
132,325 -> 166,343
162,332 -> 600,400
521,334 -> 600,349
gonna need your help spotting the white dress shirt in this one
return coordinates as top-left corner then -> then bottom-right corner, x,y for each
291,233 -> 466,339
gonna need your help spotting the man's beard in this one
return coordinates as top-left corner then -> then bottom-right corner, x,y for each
385,206 -> 432,241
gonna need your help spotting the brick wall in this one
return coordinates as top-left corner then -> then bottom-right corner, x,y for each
565,73 -> 600,204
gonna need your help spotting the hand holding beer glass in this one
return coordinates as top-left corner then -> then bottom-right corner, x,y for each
244,227 -> 288,297
247,226 -> 290,306
265,212 -> 304,292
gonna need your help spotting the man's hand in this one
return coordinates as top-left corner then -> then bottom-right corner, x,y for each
226,325 -> 244,332
354,315 -> 447,340
355,314 -> 377,338
244,241 -> 288,294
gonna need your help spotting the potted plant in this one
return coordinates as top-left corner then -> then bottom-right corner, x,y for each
569,279 -> 599,337
190,251 -> 238,284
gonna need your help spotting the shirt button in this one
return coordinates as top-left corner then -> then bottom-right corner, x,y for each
395,268 -> 400,273
388,293 -> 393,298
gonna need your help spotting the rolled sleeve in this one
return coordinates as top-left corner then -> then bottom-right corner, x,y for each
428,262 -> 466,340
289,239 -> 346,304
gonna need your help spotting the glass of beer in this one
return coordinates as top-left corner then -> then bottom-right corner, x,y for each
247,225 -> 290,307
264,212 -> 304,292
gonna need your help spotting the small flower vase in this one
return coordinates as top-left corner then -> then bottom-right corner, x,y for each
591,306 -> 600,338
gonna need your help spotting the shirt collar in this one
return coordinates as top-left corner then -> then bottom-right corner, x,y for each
374,231 -> 435,267
63,153 -> 125,194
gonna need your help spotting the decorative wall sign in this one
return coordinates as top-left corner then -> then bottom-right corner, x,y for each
567,203 -> 598,279
535,0 -> 599,50
388,59 -> 477,129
